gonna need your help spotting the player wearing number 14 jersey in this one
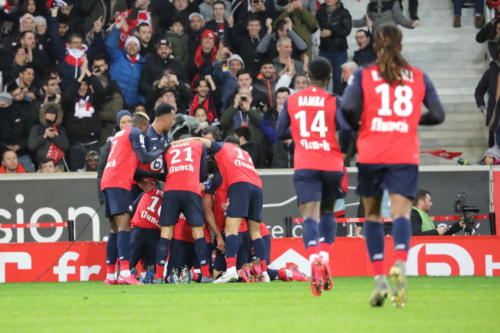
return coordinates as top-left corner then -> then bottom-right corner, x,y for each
276,57 -> 349,296
341,25 -> 445,307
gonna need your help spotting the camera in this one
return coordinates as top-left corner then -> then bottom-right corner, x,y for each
454,192 -> 480,235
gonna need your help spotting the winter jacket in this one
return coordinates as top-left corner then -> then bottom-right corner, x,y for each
139,52 -> 188,96
164,31 -> 189,67
316,2 -> 352,52
475,61 -> 500,126
62,76 -> 105,144
274,8 -> 318,58
106,27 -> 146,107
81,0 -> 128,33
212,61 -> 239,110
27,102 -> 69,163
353,0 -> 414,32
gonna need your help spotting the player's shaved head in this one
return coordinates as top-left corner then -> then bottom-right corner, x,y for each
309,57 -> 331,83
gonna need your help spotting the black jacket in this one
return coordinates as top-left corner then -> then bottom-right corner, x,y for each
316,3 -> 352,52
474,61 -> 500,126
353,44 -> 377,66
139,53 -> 187,95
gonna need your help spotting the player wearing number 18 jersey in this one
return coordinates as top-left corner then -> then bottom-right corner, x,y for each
341,25 -> 445,307
275,57 -> 348,296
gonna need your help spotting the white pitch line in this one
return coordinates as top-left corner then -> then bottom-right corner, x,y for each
263,196 -> 297,208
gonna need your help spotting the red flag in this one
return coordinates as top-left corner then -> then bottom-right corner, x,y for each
47,144 -> 65,164
421,149 -> 462,160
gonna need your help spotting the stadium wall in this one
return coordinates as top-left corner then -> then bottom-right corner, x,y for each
0,166 -> 495,243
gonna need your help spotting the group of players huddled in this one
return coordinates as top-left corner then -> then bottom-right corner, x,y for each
99,25 -> 445,307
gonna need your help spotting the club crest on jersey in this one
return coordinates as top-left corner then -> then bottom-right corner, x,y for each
298,96 -> 325,107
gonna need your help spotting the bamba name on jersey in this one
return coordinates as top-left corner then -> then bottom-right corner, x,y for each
298,96 -> 325,107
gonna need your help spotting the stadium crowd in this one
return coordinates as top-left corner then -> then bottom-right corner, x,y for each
0,0 -> 425,173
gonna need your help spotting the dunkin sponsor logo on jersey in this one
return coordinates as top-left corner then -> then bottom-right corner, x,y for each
168,142 -> 195,174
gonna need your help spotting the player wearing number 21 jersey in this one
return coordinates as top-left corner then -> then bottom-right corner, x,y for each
275,57 -> 350,296
154,140 -> 214,283
341,25 -> 445,307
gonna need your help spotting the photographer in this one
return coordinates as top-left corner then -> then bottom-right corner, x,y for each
145,71 -> 192,118
411,190 -> 465,236
220,86 -> 266,150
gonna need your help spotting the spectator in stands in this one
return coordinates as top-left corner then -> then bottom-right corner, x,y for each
316,0 -> 351,94
199,0 -> 231,22
205,1 -> 232,46
260,86 -> 293,168
0,150 -> 27,174
257,16 -> 308,62
106,20 -> 145,108
57,0 -> 85,36
232,14 -> 266,75
145,72 -> 192,118
11,31 -> 50,79
353,29 -> 376,66
213,53 -> 244,110
340,61 -> 358,94
233,0 -> 277,34
1,82 -> 37,171
189,76 -> 220,124
480,145 -> 500,165
397,0 -> 419,20
476,17 -> 500,60
254,61 -> 279,109
411,190 -> 465,236
15,65 -> 37,102
272,36 -> 305,77
91,55 -> 124,145
164,17 -> 190,67
274,0 -> 318,59
37,157 -> 60,173
27,102 -> 69,168
220,85 -> 266,154
187,29 -> 218,86
81,0 -> 128,34
171,0 -> 198,29
474,56 -> 499,147
135,22 -> 155,56
274,60 -> 309,93
48,7 -> 103,89
61,58 -> 104,170
234,126 -> 264,168
140,39 -> 187,98
77,150 -> 99,172
39,75 -> 61,105
453,0 -> 485,28
193,106 -> 210,134
353,0 -> 419,32
188,12 -> 206,54
34,16 -> 49,47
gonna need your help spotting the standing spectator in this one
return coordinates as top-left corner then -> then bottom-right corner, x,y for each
353,0 -> 419,32
257,16 -> 308,62
135,22 -> 155,57
272,36 -> 305,76
145,72 -> 192,117
476,17 -> 500,60
62,59 -> 105,170
27,102 -> 69,168
11,31 -> 50,79
81,0 -> 128,34
15,65 -> 37,102
212,53 -> 245,110
398,0 -> 419,20
353,29 -> 376,66
231,15 -> 265,75
274,0 -> 318,59
199,0 -> 231,22
189,76 -> 220,124
140,39 -> 187,97
453,0 -> 485,28
188,12 -> 207,54
187,29 -> 218,86
316,0 -> 351,94
91,55 -> 124,145
205,1 -> 232,46
0,150 -> 27,174
234,126 -> 264,168
475,59 -> 499,147
233,0 -> 277,35
106,21 -> 146,108
254,61 -> 279,109
164,17 -> 190,66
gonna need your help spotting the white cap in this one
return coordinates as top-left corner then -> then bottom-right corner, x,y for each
125,36 -> 141,48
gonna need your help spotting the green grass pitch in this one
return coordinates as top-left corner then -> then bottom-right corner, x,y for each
1,277 -> 499,332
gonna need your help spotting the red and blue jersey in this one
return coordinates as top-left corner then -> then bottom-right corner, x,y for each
280,86 -> 344,172
341,65 -> 445,165
210,142 -> 262,188
173,213 -> 212,243
131,189 -> 163,230
164,140 -> 206,195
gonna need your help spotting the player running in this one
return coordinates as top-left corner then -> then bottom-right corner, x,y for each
341,25 -> 445,307
275,57 -> 347,296
100,108 -> 174,285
